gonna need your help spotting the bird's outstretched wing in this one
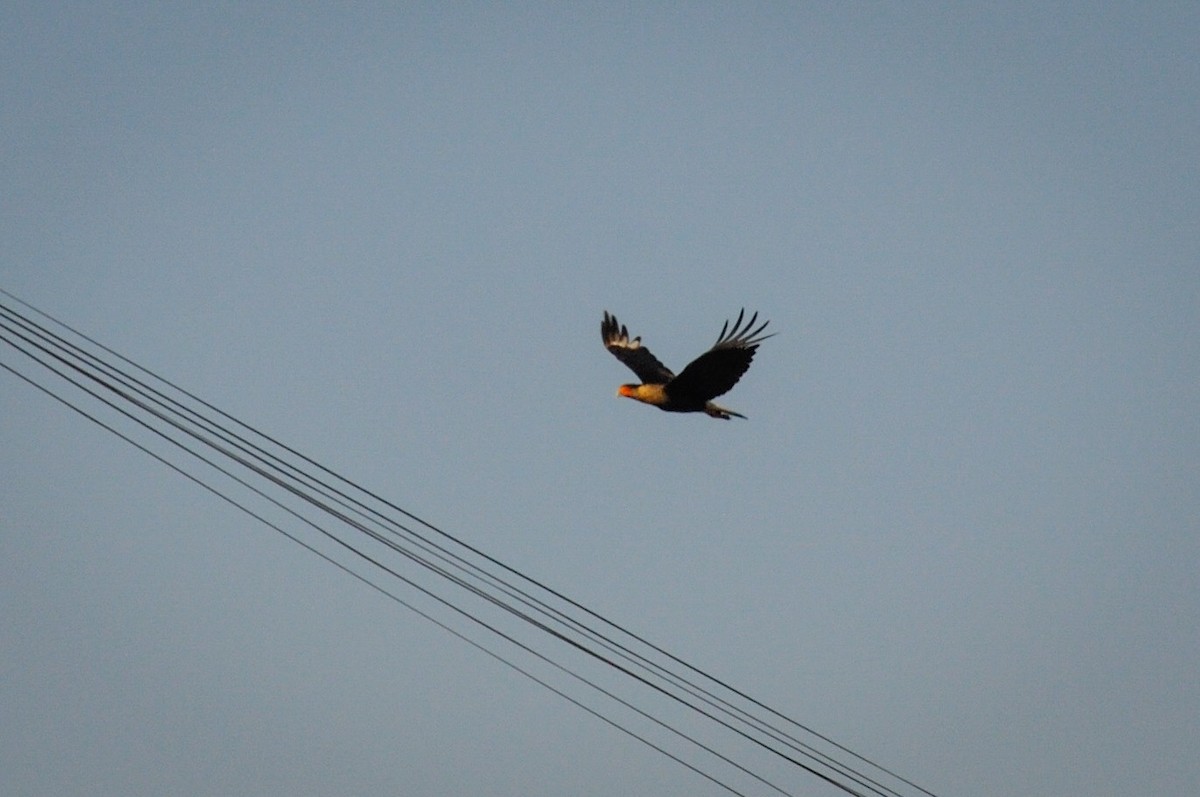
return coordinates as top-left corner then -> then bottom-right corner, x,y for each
668,309 -> 774,401
601,311 -> 675,384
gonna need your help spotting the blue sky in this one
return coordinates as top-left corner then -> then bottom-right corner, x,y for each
2,3 -> 1198,795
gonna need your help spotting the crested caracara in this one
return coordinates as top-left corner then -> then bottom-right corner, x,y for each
601,309 -> 773,420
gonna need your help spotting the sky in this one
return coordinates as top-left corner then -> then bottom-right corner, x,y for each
2,3 -> 1198,795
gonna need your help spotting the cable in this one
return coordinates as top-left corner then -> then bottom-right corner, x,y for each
0,289 -> 919,796
1,288 -> 940,797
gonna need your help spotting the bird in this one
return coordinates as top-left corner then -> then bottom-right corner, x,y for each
601,309 -> 773,419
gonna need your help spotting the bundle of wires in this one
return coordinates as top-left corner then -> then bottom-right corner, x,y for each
1,289 -> 939,797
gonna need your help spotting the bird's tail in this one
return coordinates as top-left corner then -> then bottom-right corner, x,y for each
705,402 -> 746,420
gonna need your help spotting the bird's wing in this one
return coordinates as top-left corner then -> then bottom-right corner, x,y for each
602,311 -> 675,383
667,309 -> 774,401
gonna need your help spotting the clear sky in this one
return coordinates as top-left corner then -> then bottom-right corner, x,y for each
2,3 -> 1197,796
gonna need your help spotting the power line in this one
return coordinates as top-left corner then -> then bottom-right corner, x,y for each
1,289 -> 939,797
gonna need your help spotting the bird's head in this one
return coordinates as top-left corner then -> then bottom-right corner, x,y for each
617,383 -> 669,407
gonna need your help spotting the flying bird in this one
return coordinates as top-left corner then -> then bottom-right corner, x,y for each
601,309 -> 773,419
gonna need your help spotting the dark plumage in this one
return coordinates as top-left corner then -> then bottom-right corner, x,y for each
601,309 -> 773,419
